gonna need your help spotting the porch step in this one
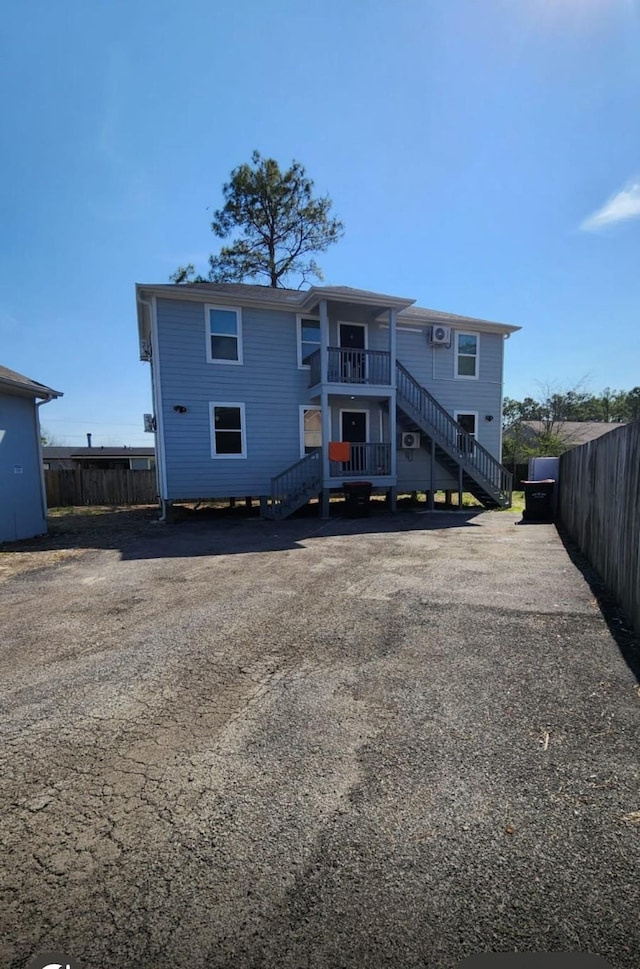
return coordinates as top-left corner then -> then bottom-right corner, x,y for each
263,449 -> 322,521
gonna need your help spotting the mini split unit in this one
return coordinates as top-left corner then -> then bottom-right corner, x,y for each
400,432 -> 421,449
429,325 -> 451,345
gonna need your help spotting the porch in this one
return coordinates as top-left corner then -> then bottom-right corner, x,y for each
328,442 -> 392,481
308,347 -> 391,390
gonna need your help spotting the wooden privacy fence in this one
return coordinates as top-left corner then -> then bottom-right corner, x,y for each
559,422 -> 640,634
45,469 -> 157,507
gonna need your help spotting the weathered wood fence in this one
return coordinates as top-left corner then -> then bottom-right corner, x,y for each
502,462 -> 528,488
559,422 -> 640,633
45,469 -> 157,507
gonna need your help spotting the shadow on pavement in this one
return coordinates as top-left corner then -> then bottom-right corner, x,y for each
3,505 -> 485,563
556,523 -> 640,684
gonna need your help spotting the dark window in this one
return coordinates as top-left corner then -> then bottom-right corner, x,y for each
212,405 -> 245,456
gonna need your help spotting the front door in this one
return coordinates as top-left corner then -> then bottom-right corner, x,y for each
341,411 -> 368,472
339,323 -> 366,383
455,412 -> 477,455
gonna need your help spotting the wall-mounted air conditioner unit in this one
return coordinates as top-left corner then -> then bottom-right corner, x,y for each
429,325 -> 451,345
400,432 -> 421,449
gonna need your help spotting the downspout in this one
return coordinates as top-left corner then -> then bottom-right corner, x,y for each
499,332 -> 511,467
138,297 -> 166,521
36,396 -> 55,526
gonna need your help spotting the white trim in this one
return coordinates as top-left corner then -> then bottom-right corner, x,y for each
339,407 -> 370,443
338,320 -> 368,350
150,295 -> 169,500
453,410 -> 479,438
205,304 -> 243,365
296,314 -> 320,369
299,404 -> 322,458
210,402 -> 247,459
454,330 -> 479,380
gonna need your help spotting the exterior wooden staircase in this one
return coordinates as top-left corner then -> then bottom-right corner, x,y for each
262,449 -> 322,521
396,361 -> 512,509
263,364 -> 512,520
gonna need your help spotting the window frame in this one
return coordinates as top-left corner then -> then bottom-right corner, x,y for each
453,410 -> 478,455
210,402 -> 247,459
453,411 -> 479,436
299,405 -> 322,458
296,314 -> 321,369
455,331 -> 479,380
205,304 -> 243,365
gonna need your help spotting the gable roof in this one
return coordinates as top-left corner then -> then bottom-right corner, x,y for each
511,420 -> 628,447
400,304 -> 518,330
0,364 -> 62,400
136,282 -> 520,357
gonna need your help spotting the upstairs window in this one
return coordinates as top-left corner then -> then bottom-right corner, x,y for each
206,305 -> 243,364
297,316 -> 321,368
211,403 -> 246,458
456,332 -> 478,379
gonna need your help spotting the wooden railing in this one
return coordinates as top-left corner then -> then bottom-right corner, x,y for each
396,361 -> 512,502
329,443 -> 391,478
308,348 -> 391,387
269,448 -> 322,518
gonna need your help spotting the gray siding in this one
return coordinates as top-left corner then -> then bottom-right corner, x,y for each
397,326 -> 504,458
157,299 -> 310,498
0,393 -> 46,542
154,297 -> 507,499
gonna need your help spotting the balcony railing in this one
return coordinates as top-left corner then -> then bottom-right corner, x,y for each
329,443 -> 391,478
308,348 -> 391,387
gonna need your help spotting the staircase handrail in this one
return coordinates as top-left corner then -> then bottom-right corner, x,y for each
396,361 -> 512,498
270,448 -> 322,511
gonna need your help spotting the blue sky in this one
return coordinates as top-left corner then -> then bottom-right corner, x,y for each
2,0 -> 639,446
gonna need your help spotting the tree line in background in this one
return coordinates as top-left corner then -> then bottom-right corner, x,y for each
503,383 -> 640,462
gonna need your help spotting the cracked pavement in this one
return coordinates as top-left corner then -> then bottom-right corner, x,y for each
1,509 -> 639,968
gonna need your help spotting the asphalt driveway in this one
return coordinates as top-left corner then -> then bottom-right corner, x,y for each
1,509 -> 639,968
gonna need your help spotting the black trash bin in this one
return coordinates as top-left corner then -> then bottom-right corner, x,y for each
343,481 -> 373,518
521,479 -> 555,521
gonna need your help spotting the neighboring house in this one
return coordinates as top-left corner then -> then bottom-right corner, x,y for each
135,283 -> 520,519
505,420 -> 628,452
0,365 -> 62,542
43,446 -> 155,471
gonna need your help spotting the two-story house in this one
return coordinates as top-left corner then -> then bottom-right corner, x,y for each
135,283 -> 519,520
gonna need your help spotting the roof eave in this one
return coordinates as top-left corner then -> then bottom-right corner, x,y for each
300,287 -> 415,313
0,376 -> 62,400
135,283 -> 307,327
398,312 -> 521,335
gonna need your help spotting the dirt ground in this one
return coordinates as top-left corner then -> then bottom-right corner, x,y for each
1,507 -> 639,969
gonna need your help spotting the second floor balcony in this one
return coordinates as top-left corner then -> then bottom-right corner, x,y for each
308,347 -> 391,388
